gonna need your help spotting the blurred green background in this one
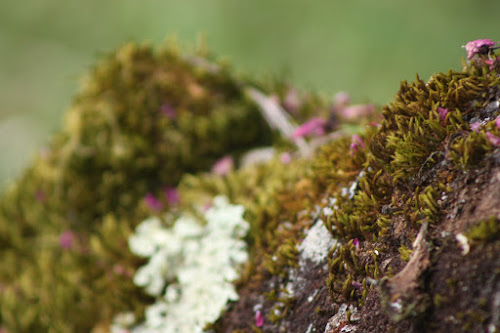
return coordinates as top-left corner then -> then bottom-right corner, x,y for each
1,0 -> 499,188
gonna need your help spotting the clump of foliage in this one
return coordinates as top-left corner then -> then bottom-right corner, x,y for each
0,41 -> 282,332
313,44 -> 500,320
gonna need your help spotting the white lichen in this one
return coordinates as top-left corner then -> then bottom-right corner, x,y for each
114,196 -> 249,333
298,219 -> 337,265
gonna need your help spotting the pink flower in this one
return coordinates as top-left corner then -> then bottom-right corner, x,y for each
353,238 -> 360,249
283,88 -> 302,114
495,117 -> 500,130
463,39 -> 496,59
160,103 -> 176,119
351,281 -> 362,289
212,156 -> 234,176
163,186 -> 179,205
484,56 -> 500,69
59,230 -> 76,250
350,134 -> 365,156
486,132 -> 500,146
333,91 -> 351,109
341,104 -> 376,120
470,122 -> 481,133
280,152 -> 292,164
437,107 -> 449,122
145,193 -> 164,211
255,310 -> 264,327
292,117 -> 328,139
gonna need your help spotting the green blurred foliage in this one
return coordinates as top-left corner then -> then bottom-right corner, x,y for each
1,0 -> 500,187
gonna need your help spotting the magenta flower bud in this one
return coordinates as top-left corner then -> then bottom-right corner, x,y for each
163,186 -> 180,205
292,117 -> 328,139
353,238 -> 360,249
160,103 -> 176,119
59,230 -> 76,250
463,39 -> 496,59
471,122 -> 481,133
212,156 -> 234,176
341,104 -> 376,120
283,88 -> 302,114
495,117 -> 500,131
486,132 -> 500,146
350,134 -> 365,156
144,193 -> 164,211
333,91 -> 351,109
437,107 -> 449,122
255,310 -> 264,327
280,152 -> 292,164
351,281 -> 362,289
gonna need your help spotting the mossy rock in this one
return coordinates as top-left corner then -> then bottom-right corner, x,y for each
1,40 -> 500,333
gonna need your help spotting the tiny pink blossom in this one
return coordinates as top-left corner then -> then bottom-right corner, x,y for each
333,91 -> 351,109
145,193 -> 164,211
350,134 -> 365,156
160,103 -> 176,119
484,56 -> 500,69
463,39 -> 496,59
283,88 -> 302,114
292,117 -> 328,139
367,122 -> 381,128
486,132 -> 500,146
351,281 -> 362,289
59,230 -> 76,250
341,104 -> 376,120
280,152 -> 292,164
495,117 -> 500,130
470,122 -> 482,133
163,186 -> 180,205
255,310 -> 264,327
212,156 -> 234,176
353,238 -> 360,249
437,107 -> 449,122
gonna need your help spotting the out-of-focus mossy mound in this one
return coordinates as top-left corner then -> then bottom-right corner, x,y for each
0,41 -> 333,332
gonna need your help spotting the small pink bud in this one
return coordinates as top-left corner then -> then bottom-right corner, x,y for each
292,118 -> 328,139
59,230 -> 76,250
160,103 -> 176,119
163,186 -> 179,205
350,134 -> 365,156
486,132 -> 500,146
283,88 -> 302,114
333,91 -> 351,108
353,238 -> 360,249
280,152 -> 292,164
351,281 -> 362,289
495,117 -> 500,130
471,122 -> 481,133
437,107 -> 449,122
341,104 -> 376,120
255,310 -> 264,327
145,193 -> 164,211
212,156 -> 234,176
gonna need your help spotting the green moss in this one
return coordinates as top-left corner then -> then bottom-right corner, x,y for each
0,41 -> 279,332
466,216 -> 500,242
398,245 -> 413,261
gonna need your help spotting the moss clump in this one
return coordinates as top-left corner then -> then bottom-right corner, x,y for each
315,58 -> 500,317
467,216 -> 500,242
0,41 -> 279,332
